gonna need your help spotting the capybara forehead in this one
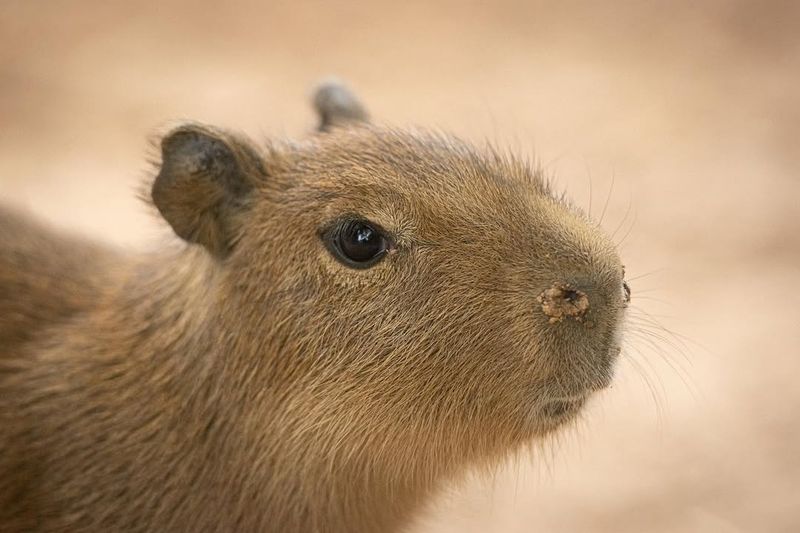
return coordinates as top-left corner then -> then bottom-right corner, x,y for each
273,126 -> 565,234
293,127 -> 549,192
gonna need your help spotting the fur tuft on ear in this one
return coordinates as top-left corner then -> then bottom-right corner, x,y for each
151,124 -> 261,258
312,79 -> 370,132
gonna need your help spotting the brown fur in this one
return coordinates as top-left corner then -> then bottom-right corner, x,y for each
0,83 -> 628,533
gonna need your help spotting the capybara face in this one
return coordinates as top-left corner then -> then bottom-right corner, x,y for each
151,91 -> 628,472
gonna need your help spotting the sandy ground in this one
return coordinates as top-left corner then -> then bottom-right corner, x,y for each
1,1 -> 799,531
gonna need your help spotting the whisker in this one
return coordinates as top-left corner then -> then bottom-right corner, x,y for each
626,317 -> 693,366
627,295 -> 671,304
629,287 -> 667,295
598,167 -> 616,227
627,329 -> 694,389
616,207 -> 638,249
622,346 -> 666,429
626,268 -> 666,282
629,306 -> 708,354
609,191 -> 633,241
624,312 -> 700,402
585,157 -> 593,218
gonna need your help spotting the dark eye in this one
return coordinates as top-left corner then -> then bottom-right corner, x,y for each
326,219 -> 390,269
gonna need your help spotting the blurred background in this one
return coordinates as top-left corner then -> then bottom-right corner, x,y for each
1,1 -> 798,531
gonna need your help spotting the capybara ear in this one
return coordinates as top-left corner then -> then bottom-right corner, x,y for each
312,80 -> 370,132
151,124 -> 262,258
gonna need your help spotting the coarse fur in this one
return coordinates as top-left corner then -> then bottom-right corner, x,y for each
0,82 -> 628,533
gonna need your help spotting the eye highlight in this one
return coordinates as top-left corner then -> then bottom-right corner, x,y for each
323,218 -> 391,269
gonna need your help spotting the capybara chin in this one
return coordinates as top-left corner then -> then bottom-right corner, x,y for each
0,82 -> 630,533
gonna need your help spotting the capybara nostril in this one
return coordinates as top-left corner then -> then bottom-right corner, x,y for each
537,282 -> 591,324
563,288 -> 581,304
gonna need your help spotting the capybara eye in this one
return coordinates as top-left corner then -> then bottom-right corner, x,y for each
327,219 -> 389,269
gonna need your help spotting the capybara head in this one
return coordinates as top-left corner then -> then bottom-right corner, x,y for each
150,82 -> 629,489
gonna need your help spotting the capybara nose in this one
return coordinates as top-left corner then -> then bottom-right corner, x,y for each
536,282 -> 591,325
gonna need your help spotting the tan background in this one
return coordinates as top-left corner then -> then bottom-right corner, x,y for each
2,1 -> 799,531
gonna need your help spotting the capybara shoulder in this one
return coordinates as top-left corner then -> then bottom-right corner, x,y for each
0,206 -> 118,353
